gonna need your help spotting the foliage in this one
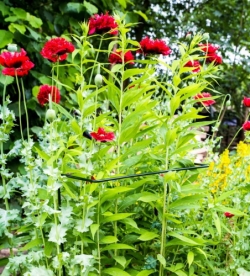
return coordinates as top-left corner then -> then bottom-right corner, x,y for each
0,12 -> 234,276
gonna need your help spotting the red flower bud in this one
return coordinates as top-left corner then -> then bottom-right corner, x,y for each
243,121 -> 250,131
224,212 -> 234,218
243,97 -> 250,107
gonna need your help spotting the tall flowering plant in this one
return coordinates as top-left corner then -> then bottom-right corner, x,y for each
0,13 -> 223,276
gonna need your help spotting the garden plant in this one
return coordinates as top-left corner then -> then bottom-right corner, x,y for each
1,11 -> 250,276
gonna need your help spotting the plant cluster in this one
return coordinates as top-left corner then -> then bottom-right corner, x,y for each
1,11 -> 245,276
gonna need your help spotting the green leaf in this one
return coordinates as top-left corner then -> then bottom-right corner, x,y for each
167,232 -> 200,246
170,95 -> 180,116
52,102 -> 73,119
212,212 -> 221,239
83,1 -> 98,15
11,7 -> 26,19
34,146 -> 50,161
138,231 -> 158,241
90,224 -> 99,239
157,254 -> 166,267
101,187 -> 134,204
8,23 -> 26,34
121,218 -> 139,229
215,190 -> 236,203
187,251 -> 194,267
165,128 -> 178,147
113,256 -> 127,268
136,270 -> 155,276
100,236 -> 118,244
138,193 -> 159,202
0,30 -> 13,48
134,10 -> 148,21
0,257 -> 9,267
103,267 -> 130,276
62,182 -> 78,200
101,244 -> 136,252
20,238 -> 43,251
169,195 -> 204,210
27,14 -> 43,28
44,241 -> 54,257
0,2 -> 9,16
123,68 -> 146,81
0,75 -> 14,85
101,213 -> 134,224
214,206 -> 245,216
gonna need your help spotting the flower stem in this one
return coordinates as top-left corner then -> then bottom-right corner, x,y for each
15,74 -> 24,141
159,147 -> 169,276
89,38 -> 103,86
20,79 -> 30,141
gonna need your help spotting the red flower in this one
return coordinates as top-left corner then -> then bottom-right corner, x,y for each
0,48 -> 34,77
243,97 -> 250,107
108,50 -> 134,65
224,212 -> 234,218
88,12 -> 118,35
138,37 -> 171,56
206,53 -> 223,65
41,37 -> 75,62
90,127 -> 115,142
184,60 -> 201,73
37,85 -> 61,106
243,121 -> 250,131
199,43 -> 219,53
194,92 -> 215,106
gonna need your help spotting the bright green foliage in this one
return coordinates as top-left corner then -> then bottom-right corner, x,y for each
0,9 -> 247,276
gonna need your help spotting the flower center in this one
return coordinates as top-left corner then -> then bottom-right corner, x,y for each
13,61 -> 23,68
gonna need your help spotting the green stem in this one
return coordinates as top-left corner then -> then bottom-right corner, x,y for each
20,78 -> 30,141
88,38 -> 103,86
159,147 -> 169,276
15,74 -> 24,141
97,190 -> 101,274
39,226 -> 49,268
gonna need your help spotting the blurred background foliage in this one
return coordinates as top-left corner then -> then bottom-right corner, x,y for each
0,0 -> 250,150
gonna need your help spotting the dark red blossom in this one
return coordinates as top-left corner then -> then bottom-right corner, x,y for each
40,37 -> 75,62
194,92 -> 215,106
37,85 -> 61,106
243,121 -> 250,131
184,60 -> 201,73
206,53 -> 223,65
224,212 -> 234,218
138,37 -> 171,56
199,43 -> 219,53
108,50 -> 134,65
243,97 -> 250,107
90,127 -> 115,142
88,12 -> 118,35
0,48 -> 34,77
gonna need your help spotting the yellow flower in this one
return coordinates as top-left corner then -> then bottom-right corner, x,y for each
237,141 -> 250,157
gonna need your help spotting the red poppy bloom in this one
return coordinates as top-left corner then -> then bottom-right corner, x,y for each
194,92 -> 215,106
0,48 -> 34,77
243,121 -> 250,131
90,127 -> 115,142
243,97 -> 250,107
184,60 -> 201,73
138,37 -> 171,56
199,43 -> 219,53
88,12 -> 118,35
37,85 -> 61,106
108,50 -> 134,65
206,53 -> 223,65
40,37 -> 75,62
224,212 -> 234,218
